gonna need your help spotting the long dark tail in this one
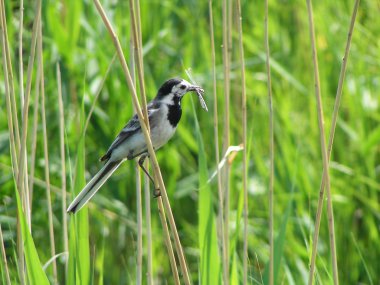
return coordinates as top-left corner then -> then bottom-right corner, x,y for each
67,160 -> 123,214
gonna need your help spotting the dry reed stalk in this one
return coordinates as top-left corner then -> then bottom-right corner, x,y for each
16,0 -> 42,234
129,32 -> 143,285
0,225 -> 11,285
129,0 -> 149,124
129,4 -> 156,276
16,0 -> 40,185
18,0 -> 24,113
37,19 -> 58,284
28,53 -> 41,212
143,163 -> 153,285
1,0 -> 31,228
2,0 -> 21,158
308,0 -> 360,283
0,0 -> 18,178
135,163 -> 143,285
305,0 -> 338,284
157,198 -> 180,285
128,9 -> 153,281
0,1 -> 25,282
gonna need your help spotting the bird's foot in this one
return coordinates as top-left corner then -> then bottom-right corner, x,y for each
153,188 -> 161,198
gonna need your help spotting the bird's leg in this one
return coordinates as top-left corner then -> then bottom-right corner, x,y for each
138,155 -> 154,183
138,154 -> 161,198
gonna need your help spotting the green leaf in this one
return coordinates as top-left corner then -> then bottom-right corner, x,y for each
67,96 -> 90,285
15,189 -> 49,285
193,98 -> 221,285
263,199 -> 292,284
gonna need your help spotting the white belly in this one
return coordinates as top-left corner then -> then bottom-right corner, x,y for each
150,117 -> 177,149
110,104 -> 177,160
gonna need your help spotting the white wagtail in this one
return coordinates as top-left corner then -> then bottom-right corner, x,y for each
67,78 -> 207,214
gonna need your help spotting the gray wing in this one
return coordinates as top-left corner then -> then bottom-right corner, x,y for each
100,101 -> 160,161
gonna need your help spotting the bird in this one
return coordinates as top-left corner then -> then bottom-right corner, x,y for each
67,78 -> 206,214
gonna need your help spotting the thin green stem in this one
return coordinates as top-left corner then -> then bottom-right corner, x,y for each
208,1 -> 226,284
236,0 -> 249,284
57,63 -> 69,272
222,0 -> 231,282
264,0 -> 274,284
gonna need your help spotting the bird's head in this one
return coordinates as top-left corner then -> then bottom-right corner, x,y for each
156,78 -> 205,106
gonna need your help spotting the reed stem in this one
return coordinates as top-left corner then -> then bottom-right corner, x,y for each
38,19 -> 58,284
208,1 -> 226,284
307,0 -> 360,283
264,0 -> 274,284
305,0 -> 338,284
236,0 -> 249,283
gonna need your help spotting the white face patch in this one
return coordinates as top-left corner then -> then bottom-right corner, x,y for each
171,79 -> 192,97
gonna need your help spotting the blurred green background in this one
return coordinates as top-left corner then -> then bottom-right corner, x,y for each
1,0 -> 379,284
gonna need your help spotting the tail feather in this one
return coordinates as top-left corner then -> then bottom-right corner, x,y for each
67,160 -> 123,214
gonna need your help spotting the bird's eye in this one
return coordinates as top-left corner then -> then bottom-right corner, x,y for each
180,85 -> 186,90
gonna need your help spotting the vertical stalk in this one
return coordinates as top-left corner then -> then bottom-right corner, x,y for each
16,0 -> 40,187
28,25 -> 42,214
18,0 -> 30,228
132,5 -> 156,279
57,64 -> 69,272
308,0 -> 360,283
18,0 -> 24,112
2,0 -> 30,228
0,20 -> 15,285
19,0 -> 29,230
208,1 -> 226,284
38,18 -> 58,284
144,164 -> 153,285
129,0 -> 149,125
305,0 -> 338,284
2,0 -> 20,158
130,30 -> 143,285
0,0 -> 18,181
0,225 -> 11,285
222,0 -> 231,282
264,0 -> 274,284
236,0 -> 249,284
135,163 -> 143,285
0,1 -> 25,282
0,2 -> 14,172
157,198 -> 180,285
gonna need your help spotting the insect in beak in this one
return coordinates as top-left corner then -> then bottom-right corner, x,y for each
189,85 -> 208,112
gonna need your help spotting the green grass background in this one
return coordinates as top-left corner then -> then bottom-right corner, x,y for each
1,0 -> 379,284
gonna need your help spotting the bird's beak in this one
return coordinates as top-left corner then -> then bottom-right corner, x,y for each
188,85 -> 208,112
188,85 -> 204,93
